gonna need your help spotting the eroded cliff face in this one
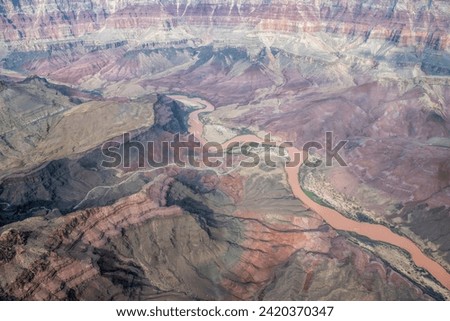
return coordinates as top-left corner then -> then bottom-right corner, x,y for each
0,162 -> 433,300
2,1 -> 450,89
0,77 -> 156,180
1,0 -> 450,80
0,90 -> 446,300
0,0 -> 449,49
0,0 -> 449,301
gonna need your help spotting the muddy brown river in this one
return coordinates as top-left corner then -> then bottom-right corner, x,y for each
170,95 -> 450,291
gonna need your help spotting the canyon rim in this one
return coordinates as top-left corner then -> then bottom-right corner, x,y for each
0,0 -> 449,301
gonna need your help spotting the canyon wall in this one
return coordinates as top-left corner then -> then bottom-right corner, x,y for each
0,0 -> 449,300
0,0 -> 449,49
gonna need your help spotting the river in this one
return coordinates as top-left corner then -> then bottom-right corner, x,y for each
170,94 -> 450,292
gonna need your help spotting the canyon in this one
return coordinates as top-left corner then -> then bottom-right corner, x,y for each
0,0 -> 449,300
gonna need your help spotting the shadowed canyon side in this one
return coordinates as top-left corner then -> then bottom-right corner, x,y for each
0,0 -> 450,301
0,93 -> 447,300
0,170 -> 434,300
179,95 -> 450,293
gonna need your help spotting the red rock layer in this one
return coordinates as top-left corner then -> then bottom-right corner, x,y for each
0,1 -> 448,49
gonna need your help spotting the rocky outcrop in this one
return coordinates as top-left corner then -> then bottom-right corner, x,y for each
0,93 -> 189,226
0,1 -> 449,50
0,76 -> 156,180
261,236 -> 430,300
0,0 -> 449,301
0,164 -> 433,300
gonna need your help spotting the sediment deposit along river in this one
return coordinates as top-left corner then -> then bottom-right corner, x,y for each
170,94 -> 450,292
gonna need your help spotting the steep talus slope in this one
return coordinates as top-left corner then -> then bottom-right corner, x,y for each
0,161 -> 433,300
0,94 -> 185,225
0,0 -> 449,300
0,0 -> 449,49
